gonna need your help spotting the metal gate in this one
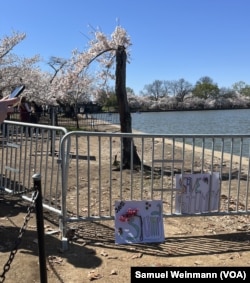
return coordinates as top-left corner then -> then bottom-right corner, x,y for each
59,131 -> 250,237
0,120 -> 67,214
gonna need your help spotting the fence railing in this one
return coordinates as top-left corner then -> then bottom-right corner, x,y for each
9,111 -> 120,129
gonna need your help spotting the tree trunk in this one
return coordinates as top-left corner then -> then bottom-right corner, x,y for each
115,46 -> 141,169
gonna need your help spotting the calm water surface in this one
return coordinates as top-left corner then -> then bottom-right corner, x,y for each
131,109 -> 250,135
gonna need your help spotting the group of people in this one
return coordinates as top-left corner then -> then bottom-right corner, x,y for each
0,94 -> 42,137
18,96 -> 41,124
18,96 -> 42,136
0,96 -> 41,122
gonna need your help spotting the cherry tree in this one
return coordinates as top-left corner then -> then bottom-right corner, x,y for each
51,25 -> 141,168
48,56 -> 93,103
92,27 -> 141,167
46,55 -> 94,128
0,31 -> 26,95
0,31 -> 46,101
0,31 -> 26,60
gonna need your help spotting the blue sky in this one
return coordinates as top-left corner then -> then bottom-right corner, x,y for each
1,0 -> 250,94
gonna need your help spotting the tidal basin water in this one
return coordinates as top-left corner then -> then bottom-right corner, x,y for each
131,109 -> 250,135
130,109 -> 250,158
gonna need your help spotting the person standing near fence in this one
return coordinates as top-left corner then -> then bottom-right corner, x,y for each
30,101 -> 41,123
18,96 -> 31,136
30,101 -> 42,134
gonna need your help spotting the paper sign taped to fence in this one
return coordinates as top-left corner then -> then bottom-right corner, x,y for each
175,172 -> 220,214
114,200 -> 165,244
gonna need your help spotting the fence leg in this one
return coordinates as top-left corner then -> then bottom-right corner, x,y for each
33,173 -> 48,283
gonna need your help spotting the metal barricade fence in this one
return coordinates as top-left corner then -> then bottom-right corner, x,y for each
1,121 -> 250,239
59,131 -> 250,237
0,120 -> 68,214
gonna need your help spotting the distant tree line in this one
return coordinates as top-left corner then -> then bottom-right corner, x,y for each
100,77 -> 250,112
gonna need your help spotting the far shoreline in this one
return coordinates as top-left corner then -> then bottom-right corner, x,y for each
130,107 -> 250,114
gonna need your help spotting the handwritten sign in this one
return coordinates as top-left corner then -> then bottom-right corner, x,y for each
175,172 -> 220,214
115,200 -> 165,244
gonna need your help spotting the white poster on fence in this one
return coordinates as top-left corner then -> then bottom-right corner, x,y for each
175,172 -> 220,214
114,200 -> 165,244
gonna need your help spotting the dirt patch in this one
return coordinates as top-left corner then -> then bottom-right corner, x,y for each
1,198 -> 250,283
